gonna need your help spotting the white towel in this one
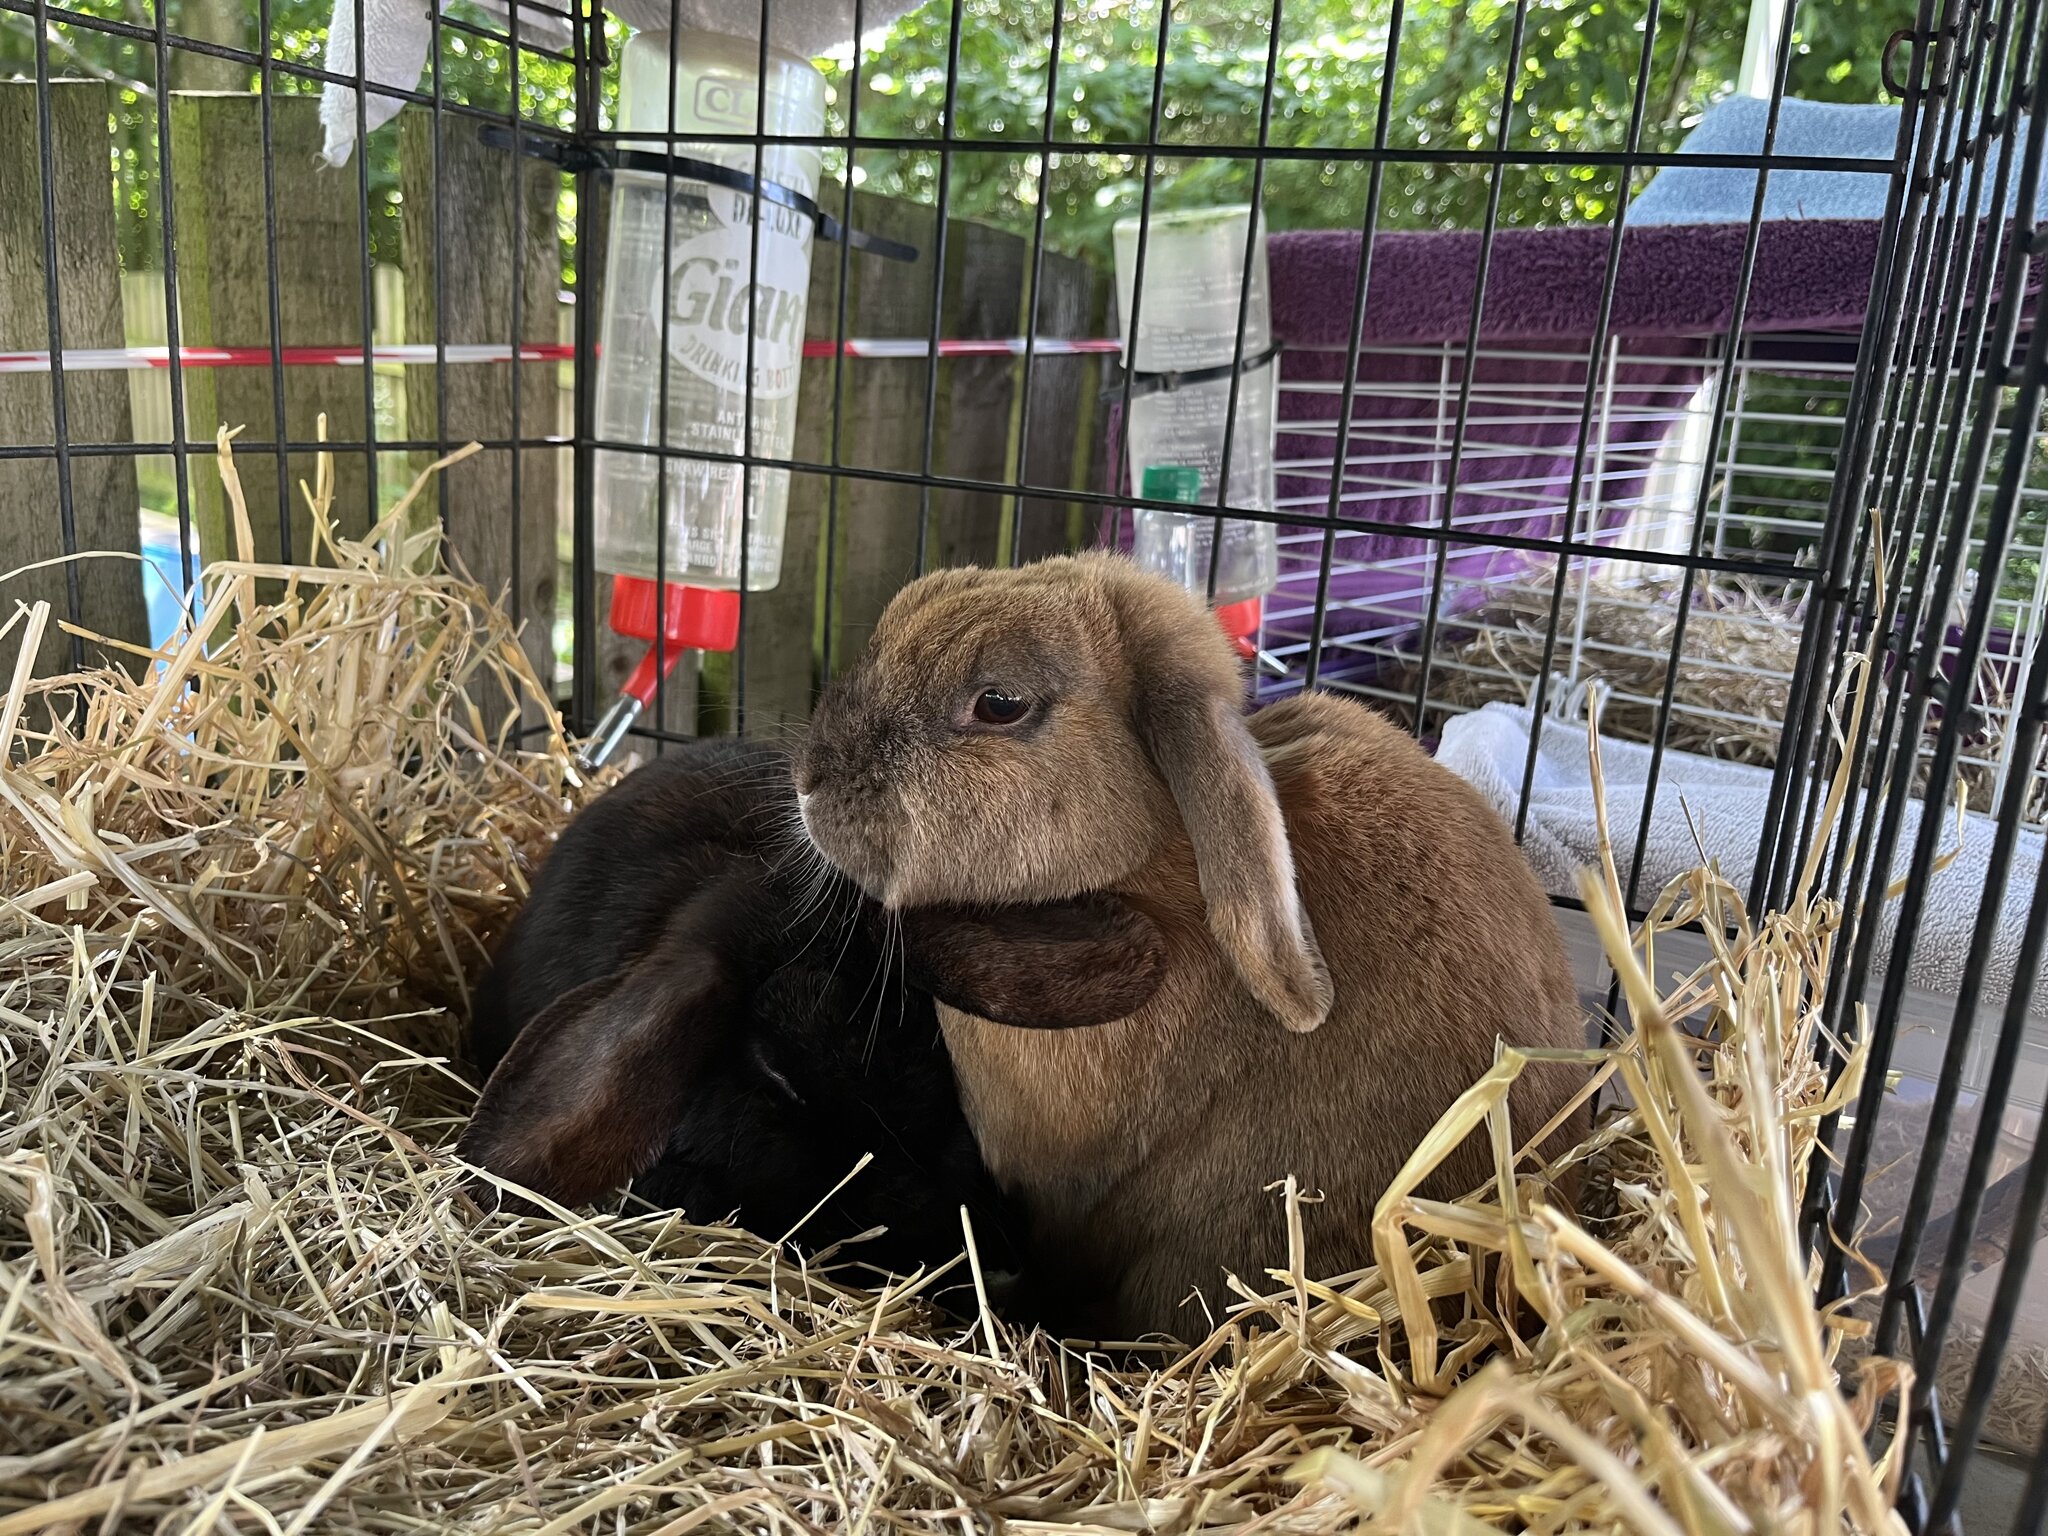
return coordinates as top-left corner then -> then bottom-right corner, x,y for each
318,0 -> 919,167
1434,701 -> 2044,1008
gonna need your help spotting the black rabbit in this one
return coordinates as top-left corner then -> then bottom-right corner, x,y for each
459,737 -> 1166,1285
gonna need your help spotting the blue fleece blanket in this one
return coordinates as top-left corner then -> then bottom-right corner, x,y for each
1629,94 -> 2048,224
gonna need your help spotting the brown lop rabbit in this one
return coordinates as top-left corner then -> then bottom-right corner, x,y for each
793,552 -> 1588,1339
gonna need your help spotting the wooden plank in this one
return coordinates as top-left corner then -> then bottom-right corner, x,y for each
398,110 -> 562,735
732,193 -> 1110,727
815,193 -> 946,693
170,92 -> 372,572
170,0 -> 252,91
722,189 -> 934,727
643,189 -> 1108,734
924,216 -> 1022,572
0,81 -> 149,679
1015,246 -> 1112,563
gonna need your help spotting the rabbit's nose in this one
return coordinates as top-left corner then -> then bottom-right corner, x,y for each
790,718 -> 839,794
794,689 -> 854,795
792,734 -> 857,795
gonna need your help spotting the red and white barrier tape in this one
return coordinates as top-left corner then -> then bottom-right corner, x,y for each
803,337 -> 1124,359
0,338 -> 1124,374
0,343 -> 573,373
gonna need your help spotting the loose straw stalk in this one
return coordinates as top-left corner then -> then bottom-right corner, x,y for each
0,450 -> 1907,1533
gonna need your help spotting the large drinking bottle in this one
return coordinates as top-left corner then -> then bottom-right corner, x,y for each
1112,204 -> 1280,656
1139,466 -> 1263,660
583,26 -> 826,768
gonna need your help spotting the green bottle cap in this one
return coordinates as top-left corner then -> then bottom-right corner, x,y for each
1141,465 -> 1204,505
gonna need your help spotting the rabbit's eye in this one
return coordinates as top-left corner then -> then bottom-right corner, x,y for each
972,689 -> 1031,726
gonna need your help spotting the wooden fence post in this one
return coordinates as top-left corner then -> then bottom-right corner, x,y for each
0,80 -> 149,678
816,192 -> 959,675
724,199 -> 855,743
925,216 -> 1025,571
1014,247 -> 1111,563
727,190 -> 929,735
170,92 -> 373,568
685,189 -> 935,738
399,111 -> 563,734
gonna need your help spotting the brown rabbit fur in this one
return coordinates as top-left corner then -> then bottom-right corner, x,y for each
794,552 -> 1588,1340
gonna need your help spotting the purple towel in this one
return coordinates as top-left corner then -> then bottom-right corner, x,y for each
1267,219 -> 1885,346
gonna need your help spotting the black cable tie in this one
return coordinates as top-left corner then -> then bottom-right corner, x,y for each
477,126 -> 919,263
1122,342 -> 1277,399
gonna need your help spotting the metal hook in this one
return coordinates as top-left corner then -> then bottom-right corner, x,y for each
1881,27 -> 1924,99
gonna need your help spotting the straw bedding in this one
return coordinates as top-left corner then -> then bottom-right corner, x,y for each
1416,574 -> 1804,766
1417,572 -> 2039,818
1,436 -> 1913,1533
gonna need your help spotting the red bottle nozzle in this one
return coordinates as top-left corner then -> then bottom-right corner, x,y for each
608,575 -> 741,706
578,576 -> 743,773
1215,595 -> 1261,659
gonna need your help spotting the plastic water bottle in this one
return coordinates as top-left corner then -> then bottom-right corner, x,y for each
581,27 -> 825,768
592,27 -> 824,594
1140,465 -> 1265,660
1113,205 -> 1280,633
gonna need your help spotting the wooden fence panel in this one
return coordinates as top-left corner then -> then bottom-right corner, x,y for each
0,86 -> 1111,739
735,191 -> 932,734
729,216 -> 851,743
925,216 -> 1024,572
120,265 -> 408,459
399,111 -> 563,735
810,193 -> 946,700
0,80 -> 149,678
170,93 -> 372,569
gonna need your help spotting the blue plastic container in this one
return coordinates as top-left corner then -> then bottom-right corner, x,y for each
137,513 -> 200,652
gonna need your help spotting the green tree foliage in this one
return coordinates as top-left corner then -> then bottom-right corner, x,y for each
823,0 -> 1905,252
4,0 -> 1907,272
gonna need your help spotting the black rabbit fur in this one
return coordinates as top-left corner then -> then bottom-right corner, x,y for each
463,738 -> 1166,1296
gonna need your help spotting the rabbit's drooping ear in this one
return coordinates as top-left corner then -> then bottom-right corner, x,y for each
457,942 -> 742,1208
1106,572 -> 1331,1034
898,893 -> 1170,1029
1144,694 -> 1331,1033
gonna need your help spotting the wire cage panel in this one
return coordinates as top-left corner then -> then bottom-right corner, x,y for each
7,0 -> 2048,1529
1264,330 -> 2048,824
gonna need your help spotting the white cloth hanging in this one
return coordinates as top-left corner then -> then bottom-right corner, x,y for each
318,0 -> 919,167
